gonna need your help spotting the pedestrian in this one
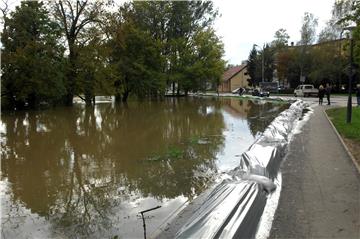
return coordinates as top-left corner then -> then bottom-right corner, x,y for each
356,84 -> 360,107
325,83 -> 331,105
318,85 -> 325,105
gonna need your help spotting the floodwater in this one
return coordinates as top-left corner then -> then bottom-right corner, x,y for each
0,97 -> 288,239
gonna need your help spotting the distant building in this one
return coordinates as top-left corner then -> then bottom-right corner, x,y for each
218,64 -> 250,93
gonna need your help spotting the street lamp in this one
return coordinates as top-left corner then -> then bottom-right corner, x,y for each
254,44 -> 265,83
343,26 -> 356,124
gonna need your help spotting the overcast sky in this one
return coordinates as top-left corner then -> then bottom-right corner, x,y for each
213,0 -> 335,65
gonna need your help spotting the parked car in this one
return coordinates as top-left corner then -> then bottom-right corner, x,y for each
294,84 -> 318,97
252,89 -> 270,97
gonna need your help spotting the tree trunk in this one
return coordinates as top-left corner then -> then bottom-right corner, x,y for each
64,93 -> 74,106
122,90 -> 129,102
64,42 -> 77,106
85,94 -> 93,106
27,93 -> 38,109
115,93 -> 122,103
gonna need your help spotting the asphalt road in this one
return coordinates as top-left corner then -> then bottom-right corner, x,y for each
269,104 -> 360,238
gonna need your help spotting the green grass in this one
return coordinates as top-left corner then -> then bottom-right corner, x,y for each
326,107 -> 360,142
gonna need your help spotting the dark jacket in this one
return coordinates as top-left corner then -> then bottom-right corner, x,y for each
319,88 -> 325,98
325,86 -> 331,96
356,87 -> 360,97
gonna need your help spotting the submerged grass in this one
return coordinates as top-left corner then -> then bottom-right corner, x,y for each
189,136 -> 200,145
147,146 -> 184,162
147,136 -> 209,162
326,107 -> 360,142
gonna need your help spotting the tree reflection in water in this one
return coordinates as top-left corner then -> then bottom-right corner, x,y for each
0,97 -> 288,238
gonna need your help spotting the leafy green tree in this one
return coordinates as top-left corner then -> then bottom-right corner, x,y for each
308,43 -> 347,87
335,0 -> 360,87
166,1 -> 219,95
108,1 -> 223,101
272,28 -> 290,48
247,45 -> 259,86
181,29 -> 225,94
263,44 -> 275,82
76,28 -> 115,106
107,5 -> 165,102
286,49 -> 302,88
51,0 -> 111,106
1,1 -> 66,110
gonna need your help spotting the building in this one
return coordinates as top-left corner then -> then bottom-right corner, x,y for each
218,64 -> 250,93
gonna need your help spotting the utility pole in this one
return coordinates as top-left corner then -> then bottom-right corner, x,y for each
262,45 -> 265,83
342,26 -> 355,124
347,35 -> 353,123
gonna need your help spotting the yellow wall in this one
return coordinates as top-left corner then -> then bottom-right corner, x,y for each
218,68 -> 250,93
229,70 -> 250,91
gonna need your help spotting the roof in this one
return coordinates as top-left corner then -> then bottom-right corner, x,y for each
222,64 -> 247,82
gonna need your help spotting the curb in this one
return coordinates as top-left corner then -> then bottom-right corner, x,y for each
323,108 -> 360,174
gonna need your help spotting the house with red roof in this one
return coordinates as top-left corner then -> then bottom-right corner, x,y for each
218,64 -> 250,93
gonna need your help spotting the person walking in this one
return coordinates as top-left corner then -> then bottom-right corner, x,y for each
325,83 -> 331,105
356,84 -> 360,107
318,85 -> 325,105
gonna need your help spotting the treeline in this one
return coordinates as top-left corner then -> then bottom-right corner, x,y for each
247,0 -> 360,91
1,1 -> 225,110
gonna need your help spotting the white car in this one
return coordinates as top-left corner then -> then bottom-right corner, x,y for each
294,84 -> 319,97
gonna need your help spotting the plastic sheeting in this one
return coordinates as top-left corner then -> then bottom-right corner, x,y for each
175,100 -> 310,239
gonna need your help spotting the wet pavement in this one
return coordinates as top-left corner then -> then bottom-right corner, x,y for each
269,98 -> 360,238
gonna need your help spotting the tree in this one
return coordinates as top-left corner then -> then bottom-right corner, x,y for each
318,22 -> 338,43
182,29 -> 225,94
286,49 -> 302,88
263,44 -> 275,82
51,0 -> 111,106
308,42 -> 347,87
272,28 -> 290,48
298,12 -> 318,46
166,1 -> 219,95
247,45 -> 260,86
76,28 -> 115,105
1,1 -> 66,109
335,0 -> 360,87
297,12 -> 318,83
107,1 -> 223,101
107,4 -> 165,102
317,1 -> 355,43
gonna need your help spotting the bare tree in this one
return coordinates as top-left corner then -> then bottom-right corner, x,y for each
0,0 -> 10,31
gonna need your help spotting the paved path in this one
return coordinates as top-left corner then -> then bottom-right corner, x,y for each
269,105 -> 360,238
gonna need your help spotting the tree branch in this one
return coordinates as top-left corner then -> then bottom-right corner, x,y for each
58,1 -> 70,39
75,94 -> 86,101
65,0 -> 75,22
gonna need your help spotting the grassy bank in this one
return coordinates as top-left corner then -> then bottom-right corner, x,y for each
326,107 -> 360,142
326,107 -> 360,166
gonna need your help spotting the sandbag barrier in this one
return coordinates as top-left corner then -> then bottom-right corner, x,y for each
175,100 -> 311,239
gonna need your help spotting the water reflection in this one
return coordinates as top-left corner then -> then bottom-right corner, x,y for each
1,97 -> 288,238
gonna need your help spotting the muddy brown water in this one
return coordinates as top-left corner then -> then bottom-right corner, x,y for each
0,97 -> 288,239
